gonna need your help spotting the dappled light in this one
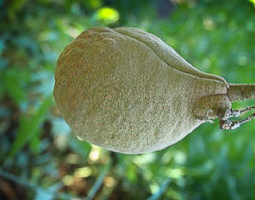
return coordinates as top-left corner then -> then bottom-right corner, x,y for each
95,7 -> 120,24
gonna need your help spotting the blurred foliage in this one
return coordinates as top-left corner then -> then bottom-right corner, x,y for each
1,0 -> 255,199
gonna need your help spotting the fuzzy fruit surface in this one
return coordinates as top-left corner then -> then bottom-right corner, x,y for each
54,27 -> 253,154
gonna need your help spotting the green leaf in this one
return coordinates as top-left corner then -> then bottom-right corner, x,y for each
29,128 -> 41,154
249,0 -> 255,7
2,68 -> 30,104
147,179 -> 171,200
35,189 -> 55,200
5,95 -> 53,161
70,135 -> 92,158
95,7 -> 120,24
35,183 -> 62,200
86,161 -> 112,200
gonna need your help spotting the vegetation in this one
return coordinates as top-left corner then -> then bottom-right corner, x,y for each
1,0 -> 255,199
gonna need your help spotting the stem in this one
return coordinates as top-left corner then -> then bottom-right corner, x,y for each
227,83 -> 255,102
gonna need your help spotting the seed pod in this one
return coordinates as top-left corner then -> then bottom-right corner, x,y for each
54,27 -> 255,154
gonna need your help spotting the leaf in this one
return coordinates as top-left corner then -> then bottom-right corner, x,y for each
35,188 -> 55,200
5,95 -> 53,161
86,161 -> 112,200
0,170 -> 76,199
29,128 -> 41,154
147,179 -> 171,200
35,182 -> 62,200
70,135 -> 92,158
249,0 -> 255,7
2,68 -> 29,104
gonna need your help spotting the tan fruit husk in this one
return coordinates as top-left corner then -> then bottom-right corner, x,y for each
54,27 -> 255,154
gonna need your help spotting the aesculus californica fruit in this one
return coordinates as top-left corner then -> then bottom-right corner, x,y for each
54,27 -> 255,154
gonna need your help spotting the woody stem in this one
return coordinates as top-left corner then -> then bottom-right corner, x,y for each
227,83 -> 255,102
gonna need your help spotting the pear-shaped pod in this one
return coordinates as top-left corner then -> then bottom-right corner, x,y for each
54,27 -> 228,154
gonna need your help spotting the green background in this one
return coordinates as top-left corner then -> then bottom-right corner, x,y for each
1,0 -> 255,199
